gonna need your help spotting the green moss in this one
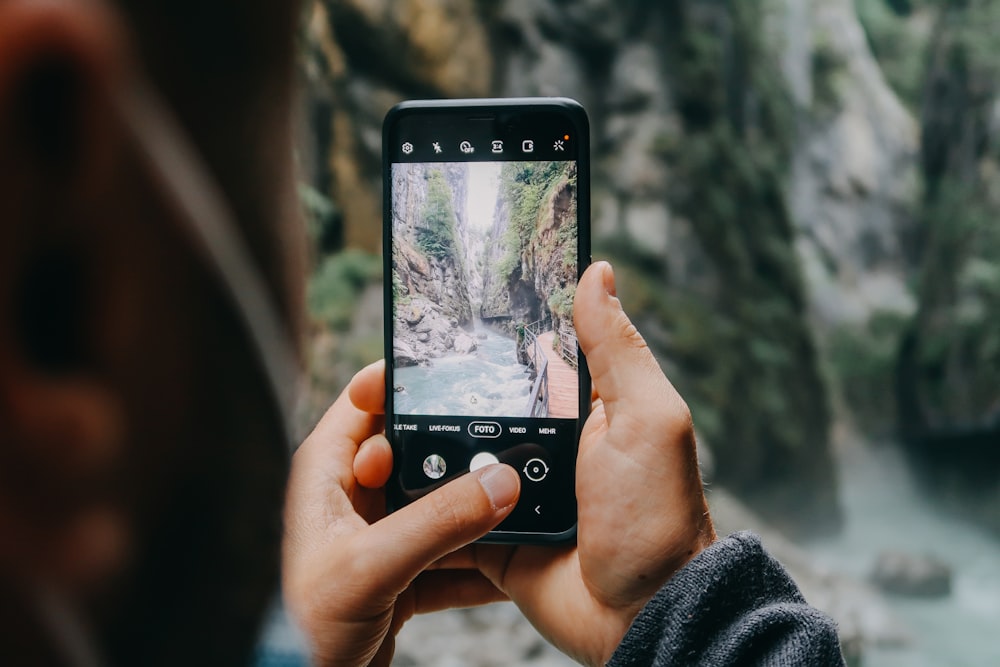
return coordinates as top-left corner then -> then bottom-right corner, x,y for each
811,35 -> 847,117
497,161 -> 574,283
853,0 -> 935,111
391,267 -> 408,305
547,285 -> 576,321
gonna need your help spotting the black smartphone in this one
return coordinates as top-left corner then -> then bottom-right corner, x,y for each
382,98 -> 591,543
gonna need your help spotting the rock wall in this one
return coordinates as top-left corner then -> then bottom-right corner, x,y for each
480,162 -> 578,334
895,1 -> 1000,532
784,0 -> 920,327
300,0 -> 942,536
391,163 -> 475,365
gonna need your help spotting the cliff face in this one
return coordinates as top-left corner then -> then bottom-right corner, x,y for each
480,162 -> 578,334
783,0 -> 920,327
300,0 -> 995,537
894,1 -> 1000,528
391,163 -> 474,365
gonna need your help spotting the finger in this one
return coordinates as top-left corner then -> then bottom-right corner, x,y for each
348,359 -> 386,415
388,571 -> 509,641
351,464 -> 520,599
428,543 -> 493,571
285,385 -> 384,544
354,433 -> 393,489
411,570 -> 508,614
294,381 -> 383,485
574,262 -> 687,425
370,634 -> 395,667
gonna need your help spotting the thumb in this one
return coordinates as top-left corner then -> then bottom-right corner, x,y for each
353,464 -> 520,599
574,262 -> 685,422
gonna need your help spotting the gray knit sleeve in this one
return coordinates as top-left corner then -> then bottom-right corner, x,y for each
607,531 -> 845,667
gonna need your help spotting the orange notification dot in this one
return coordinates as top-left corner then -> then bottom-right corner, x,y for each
563,134 -> 570,141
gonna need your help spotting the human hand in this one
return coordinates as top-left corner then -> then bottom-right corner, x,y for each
282,364 -> 522,667
460,260 -> 716,665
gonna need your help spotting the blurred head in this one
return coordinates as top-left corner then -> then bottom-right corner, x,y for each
0,0 -> 303,663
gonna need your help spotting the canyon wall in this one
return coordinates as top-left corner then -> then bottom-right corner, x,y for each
391,163 -> 475,365
301,0 -> 1000,537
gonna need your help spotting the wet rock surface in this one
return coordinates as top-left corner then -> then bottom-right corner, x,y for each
392,603 -> 576,667
870,550 -> 953,598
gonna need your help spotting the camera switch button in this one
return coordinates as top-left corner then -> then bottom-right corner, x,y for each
523,457 -> 550,482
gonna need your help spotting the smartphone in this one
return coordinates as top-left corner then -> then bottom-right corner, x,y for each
382,98 -> 591,543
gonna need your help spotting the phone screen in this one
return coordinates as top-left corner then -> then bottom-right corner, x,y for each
383,99 -> 589,541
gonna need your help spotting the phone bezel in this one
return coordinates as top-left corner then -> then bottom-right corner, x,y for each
382,98 -> 591,544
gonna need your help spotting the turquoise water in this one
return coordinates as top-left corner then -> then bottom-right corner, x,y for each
806,441 -> 1000,666
395,326 -> 534,417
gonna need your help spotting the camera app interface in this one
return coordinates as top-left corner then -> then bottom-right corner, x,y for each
391,160 -> 578,418
388,114 -> 584,535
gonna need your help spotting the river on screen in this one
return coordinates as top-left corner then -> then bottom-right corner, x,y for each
394,325 -> 533,417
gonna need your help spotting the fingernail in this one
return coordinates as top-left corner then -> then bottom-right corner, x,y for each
478,465 -> 520,511
600,261 -> 617,297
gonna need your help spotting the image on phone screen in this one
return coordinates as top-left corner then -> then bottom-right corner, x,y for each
384,100 -> 589,541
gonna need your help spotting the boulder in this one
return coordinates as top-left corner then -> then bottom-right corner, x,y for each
871,550 -> 952,598
453,333 -> 478,355
393,340 -> 420,368
709,488 -> 912,656
403,303 -> 424,326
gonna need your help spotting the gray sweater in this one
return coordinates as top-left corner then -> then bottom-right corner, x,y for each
608,532 -> 845,666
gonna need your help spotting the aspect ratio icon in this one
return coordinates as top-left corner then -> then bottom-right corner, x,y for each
401,141 -> 414,155
492,140 -> 504,154
460,140 -> 475,154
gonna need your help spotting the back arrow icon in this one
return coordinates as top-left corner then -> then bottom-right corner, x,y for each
534,505 -> 542,515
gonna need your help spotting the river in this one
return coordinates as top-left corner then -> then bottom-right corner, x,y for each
394,325 -> 534,417
805,439 -> 1000,666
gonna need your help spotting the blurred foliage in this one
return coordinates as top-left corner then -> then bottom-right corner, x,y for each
307,249 -> 382,331
910,175 -> 1000,421
827,311 -> 911,433
901,0 -> 1000,427
299,182 -> 341,257
626,0 -> 840,534
853,0 -> 933,111
811,34 -> 848,117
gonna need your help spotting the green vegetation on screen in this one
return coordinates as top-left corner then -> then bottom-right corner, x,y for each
417,170 -> 457,260
497,161 -> 575,283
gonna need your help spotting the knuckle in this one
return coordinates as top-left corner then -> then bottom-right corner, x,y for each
613,310 -> 648,350
425,486 -> 471,536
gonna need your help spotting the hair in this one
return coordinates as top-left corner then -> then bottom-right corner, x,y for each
93,2 -> 304,663
114,0 -> 305,335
